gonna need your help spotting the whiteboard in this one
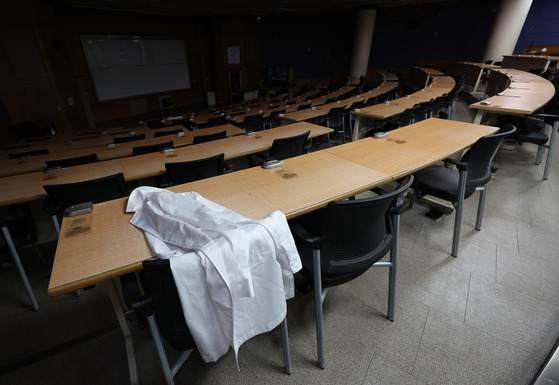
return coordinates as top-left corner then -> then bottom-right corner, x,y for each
81,36 -> 190,101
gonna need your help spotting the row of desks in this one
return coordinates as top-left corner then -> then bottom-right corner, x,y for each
278,80 -> 400,124
0,122 -> 332,207
48,117 -> 497,297
0,124 -> 246,177
350,74 -> 457,140
469,68 -> 556,124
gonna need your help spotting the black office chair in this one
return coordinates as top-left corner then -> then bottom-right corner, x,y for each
439,88 -> 461,120
192,130 -> 226,144
497,115 -> 549,163
324,106 -> 347,146
120,259 -> 292,385
114,134 -> 146,144
270,131 -> 310,159
42,173 -> 128,235
297,103 -> 312,111
8,149 -> 49,159
205,116 -> 227,128
414,100 -> 432,122
45,154 -> 98,168
267,109 -> 286,129
363,96 -> 379,107
147,119 -> 166,129
243,113 -> 265,132
133,141 -> 173,155
248,131 -> 310,167
163,153 -> 229,187
289,175 -> 413,369
429,95 -> 447,119
1,205 -> 43,310
154,128 -> 183,137
375,105 -> 420,133
412,125 -> 516,257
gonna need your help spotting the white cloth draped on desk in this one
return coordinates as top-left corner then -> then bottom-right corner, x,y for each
126,187 -> 301,363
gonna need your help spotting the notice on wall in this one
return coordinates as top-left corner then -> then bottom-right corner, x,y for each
227,46 -> 241,64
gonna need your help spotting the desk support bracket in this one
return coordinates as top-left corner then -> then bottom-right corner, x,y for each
106,278 -> 139,385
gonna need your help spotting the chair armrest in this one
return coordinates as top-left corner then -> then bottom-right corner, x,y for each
443,157 -> 468,171
41,198 -> 60,217
532,113 -> 559,124
289,222 -> 322,250
120,273 -> 156,316
222,162 -> 233,174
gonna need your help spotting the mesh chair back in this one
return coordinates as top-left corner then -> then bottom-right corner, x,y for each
376,93 -> 390,104
133,141 -> 173,155
269,109 -> 286,129
243,113 -> 264,132
193,130 -> 226,144
414,101 -> 432,122
165,153 -> 225,186
326,107 -> 345,129
172,119 -> 193,130
45,154 -> 98,168
349,100 -> 365,111
363,97 -> 378,107
399,105 -> 419,126
206,116 -> 227,127
147,120 -> 166,129
461,124 -> 516,188
8,149 -> 49,159
114,134 -> 146,144
544,77 -> 559,114
44,173 -> 127,211
319,176 -> 413,275
154,129 -> 183,137
430,95 -> 447,118
269,131 -> 310,160
142,259 -> 196,351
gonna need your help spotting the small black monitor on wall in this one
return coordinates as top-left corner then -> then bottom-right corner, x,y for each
81,36 -> 190,101
264,66 -> 289,86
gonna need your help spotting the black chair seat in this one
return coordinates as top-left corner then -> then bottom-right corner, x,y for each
414,165 -> 477,203
520,130 -> 549,145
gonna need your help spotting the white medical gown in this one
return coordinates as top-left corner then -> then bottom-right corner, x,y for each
126,187 -> 302,363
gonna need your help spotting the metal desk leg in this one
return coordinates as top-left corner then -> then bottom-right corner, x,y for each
106,278 -> 139,385
543,121 -> 558,180
1,226 -> 39,311
352,115 -> 361,142
473,111 -> 485,125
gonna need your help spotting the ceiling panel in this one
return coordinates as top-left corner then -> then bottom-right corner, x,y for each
52,0 -> 457,17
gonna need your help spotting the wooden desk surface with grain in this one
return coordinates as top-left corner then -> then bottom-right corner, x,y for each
326,118 -> 498,178
48,118 -> 497,296
469,68 -> 555,123
47,151 -> 391,297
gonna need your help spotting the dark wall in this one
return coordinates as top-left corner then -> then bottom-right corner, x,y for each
259,14 -> 355,79
369,1 -> 500,69
515,0 -> 559,52
260,1 -> 500,78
